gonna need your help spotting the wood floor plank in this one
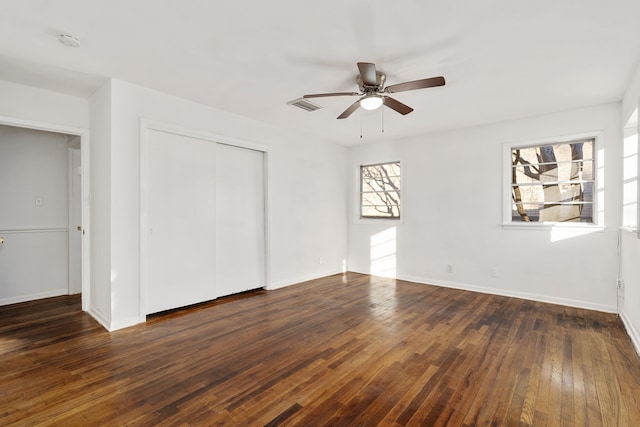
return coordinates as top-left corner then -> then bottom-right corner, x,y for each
2,273 -> 640,425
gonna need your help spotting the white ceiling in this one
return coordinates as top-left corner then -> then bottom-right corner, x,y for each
1,0 -> 639,146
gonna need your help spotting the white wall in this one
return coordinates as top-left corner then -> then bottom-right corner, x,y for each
0,125 -> 69,304
88,80 -> 112,327
623,63 -> 640,124
0,80 -> 89,128
0,126 -> 69,227
348,103 -> 621,312
620,60 -> 640,354
92,79 -> 347,330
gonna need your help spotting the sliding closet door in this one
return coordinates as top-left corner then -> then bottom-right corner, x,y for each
146,130 -> 217,314
215,143 -> 265,296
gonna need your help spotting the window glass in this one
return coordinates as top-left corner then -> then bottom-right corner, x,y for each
511,139 -> 594,223
360,162 -> 401,219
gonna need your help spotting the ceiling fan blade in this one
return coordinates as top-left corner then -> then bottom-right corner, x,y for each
383,97 -> 414,115
337,99 -> 362,119
357,62 -> 378,86
303,92 -> 360,99
385,76 -> 445,94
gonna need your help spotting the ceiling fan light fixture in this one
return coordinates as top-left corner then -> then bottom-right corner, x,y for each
360,94 -> 383,111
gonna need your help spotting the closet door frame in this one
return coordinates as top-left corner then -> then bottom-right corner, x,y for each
139,119 -> 270,319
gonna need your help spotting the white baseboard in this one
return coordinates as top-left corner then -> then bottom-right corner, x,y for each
87,304 -> 143,332
398,274 -> 617,313
0,289 -> 68,306
348,270 -> 617,313
87,305 -> 110,331
620,309 -> 640,357
109,316 -> 143,332
268,269 -> 344,291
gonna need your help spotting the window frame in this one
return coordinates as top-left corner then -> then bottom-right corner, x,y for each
502,132 -> 604,229
622,107 -> 639,233
356,160 -> 402,222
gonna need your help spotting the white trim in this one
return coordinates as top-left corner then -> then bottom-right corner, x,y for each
356,218 -> 404,225
88,306 -> 139,331
0,115 -> 91,314
67,146 -> 82,296
263,147 -> 272,290
140,119 -> 268,153
0,289 -> 69,306
139,120 -> 149,322
87,306 -> 111,331
68,148 -> 75,296
0,115 -> 85,134
108,316 -> 143,332
0,227 -> 68,233
269,269 -> 344,290
624,107 -> 640,234
366,272 -> 618,313
503,131 -> 604,227
139,118 -> 270,317
502,223 -> 606,231
620,309 -> 640,357
619,226 -> 640,236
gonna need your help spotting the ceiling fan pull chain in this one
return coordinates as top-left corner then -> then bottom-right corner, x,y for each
382,106 -> 385,133
360,109 -> 363,139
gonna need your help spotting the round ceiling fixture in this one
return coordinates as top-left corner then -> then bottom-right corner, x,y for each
58,34 -> 81,48
360,94 -> 383,111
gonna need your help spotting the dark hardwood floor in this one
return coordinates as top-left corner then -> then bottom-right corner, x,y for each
2,272 -> 640,426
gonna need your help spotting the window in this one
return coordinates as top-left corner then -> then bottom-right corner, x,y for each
509,137 -> 595,224
622,108 -> 638,229
360,161 -> 401,219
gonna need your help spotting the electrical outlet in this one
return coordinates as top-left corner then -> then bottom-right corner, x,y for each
447,264 -> 453,274
318,256 -> 324,265
618,279 -> 625,300
490,267 -> 498,278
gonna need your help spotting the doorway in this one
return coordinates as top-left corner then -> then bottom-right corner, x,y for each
0,119 -> 89,310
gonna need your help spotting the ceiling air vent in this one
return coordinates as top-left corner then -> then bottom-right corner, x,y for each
287,98 -> 322,112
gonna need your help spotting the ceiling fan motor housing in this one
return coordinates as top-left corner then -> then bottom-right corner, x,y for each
357,71 -> 386,92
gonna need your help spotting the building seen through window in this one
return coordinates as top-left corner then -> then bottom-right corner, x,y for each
511,139 -> 594,223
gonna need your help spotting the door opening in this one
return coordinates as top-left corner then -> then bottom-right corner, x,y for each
0,120 -> 89,310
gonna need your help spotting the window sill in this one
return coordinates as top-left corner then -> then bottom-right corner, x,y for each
355,217 -> 403,225
502,222 -> 606,231
620,226 -> 639,234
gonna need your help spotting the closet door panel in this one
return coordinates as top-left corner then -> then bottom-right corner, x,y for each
215,144 -> 265,296
147,130 -> 217,314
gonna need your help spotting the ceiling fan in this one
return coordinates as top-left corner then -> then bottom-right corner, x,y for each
303,62 -> 445,119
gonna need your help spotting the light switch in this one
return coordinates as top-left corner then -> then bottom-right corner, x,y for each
35,196 -> 43,207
